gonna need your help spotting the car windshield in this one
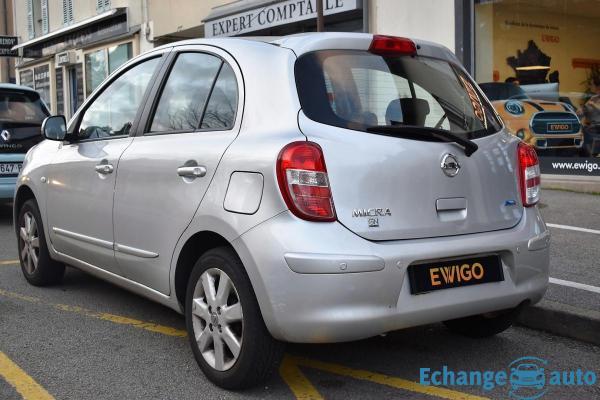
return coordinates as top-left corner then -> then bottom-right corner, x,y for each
0,90 -> 49,124
295,50 -> 502,140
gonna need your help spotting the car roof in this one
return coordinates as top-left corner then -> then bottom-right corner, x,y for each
153,32 -> 459,64
0,83 -> 38,93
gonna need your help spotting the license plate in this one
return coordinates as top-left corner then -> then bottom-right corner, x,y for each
0,163 -> 22,176
547,122 -> 572,133
407,255 -> 504,294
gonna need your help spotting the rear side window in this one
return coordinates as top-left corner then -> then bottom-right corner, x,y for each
0,91 -> 49,123
200,63 -> 238,130
149,52 -> 237,133
296,50 -> 502,139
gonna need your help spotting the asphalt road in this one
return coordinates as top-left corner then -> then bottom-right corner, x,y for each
1,189 -> 599,400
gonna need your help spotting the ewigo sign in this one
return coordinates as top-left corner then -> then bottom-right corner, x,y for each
205,0 -> 360,37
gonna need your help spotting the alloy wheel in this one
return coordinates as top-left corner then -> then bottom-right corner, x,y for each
191,268 -> 244,371
19,211 -> 40,275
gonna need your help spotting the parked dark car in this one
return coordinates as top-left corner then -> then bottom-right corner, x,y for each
0,84 -> 50,200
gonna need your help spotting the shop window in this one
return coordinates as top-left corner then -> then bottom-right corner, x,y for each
85,49 -> 106,97
474,0 -> 600,171
33,65 -> 51,111
19,70 -> 34,89
85,43 -> 133,97
108,43 -> 133,74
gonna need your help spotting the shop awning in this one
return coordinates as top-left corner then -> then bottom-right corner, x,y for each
12,8 -> 129,58
202,0 -> 361,38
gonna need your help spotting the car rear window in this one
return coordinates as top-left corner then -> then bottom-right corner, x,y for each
0,90 -> 49,124
295,50 -> 502,139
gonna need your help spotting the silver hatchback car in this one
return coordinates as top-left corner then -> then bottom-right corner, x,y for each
15,33 -> 550,389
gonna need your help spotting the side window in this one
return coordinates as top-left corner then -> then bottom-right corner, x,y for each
201,63 -> 238,130
149,53 -> 222,133
78,57 -> 160,140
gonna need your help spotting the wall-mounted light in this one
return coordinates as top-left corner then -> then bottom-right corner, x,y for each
515,66 -> 551,71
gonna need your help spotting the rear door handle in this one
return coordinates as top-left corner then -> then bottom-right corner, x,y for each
95,163 -> 114,175
177,165 -> 207,178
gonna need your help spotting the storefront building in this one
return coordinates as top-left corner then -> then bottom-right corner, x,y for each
12,1 -> 149,118
463,0 -> 600,175
10,0 -> 598,177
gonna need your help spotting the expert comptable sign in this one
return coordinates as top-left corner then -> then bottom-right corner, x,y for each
0,36 -> 18,57
205,0 -> 360,38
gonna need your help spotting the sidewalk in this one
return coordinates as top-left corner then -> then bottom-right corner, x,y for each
516,189 -> 600,346
542,174 -> 600,194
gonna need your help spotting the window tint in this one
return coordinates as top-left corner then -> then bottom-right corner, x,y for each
0,91 -> 49,123
78,57 -> 160,140
150,53 -> 222,133
201,63 -> 238,130
296,50 -> 502,139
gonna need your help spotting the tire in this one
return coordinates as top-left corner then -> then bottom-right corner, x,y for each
185,246 -> 284,389
443,307 -> 521,338
17,199 -> 65,286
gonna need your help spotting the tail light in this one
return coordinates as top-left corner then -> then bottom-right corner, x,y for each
277,142 -> 336,222
517,142 -> 541,206
369,35 -> 417,56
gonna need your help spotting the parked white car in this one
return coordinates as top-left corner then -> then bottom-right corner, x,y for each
15,33 -> 550,389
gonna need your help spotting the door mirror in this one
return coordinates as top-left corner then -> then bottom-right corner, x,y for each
41,115 -> 67,141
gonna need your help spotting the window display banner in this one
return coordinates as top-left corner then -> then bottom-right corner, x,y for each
540,157 -> 600,176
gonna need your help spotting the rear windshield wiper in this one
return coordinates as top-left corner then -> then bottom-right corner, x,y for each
365,125 -> 478,157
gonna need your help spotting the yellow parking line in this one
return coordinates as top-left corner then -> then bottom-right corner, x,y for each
0,289 -> 186,338
0,288 -> 486,400
0,351 -> 55,400
290,356 -> 490,400
279,355 -> 324,400
0,259 -> 19,265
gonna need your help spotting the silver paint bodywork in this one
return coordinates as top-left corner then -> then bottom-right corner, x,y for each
15,33 -> 550,343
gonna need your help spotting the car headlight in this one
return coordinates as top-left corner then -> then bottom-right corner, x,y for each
505,100 -> 525,115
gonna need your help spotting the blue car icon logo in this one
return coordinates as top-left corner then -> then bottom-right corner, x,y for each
508,357 -> 548,400
511,363 -> 545,390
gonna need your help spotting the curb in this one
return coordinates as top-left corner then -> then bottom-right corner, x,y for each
542,174 -> 600,194
516,299 -> 600,347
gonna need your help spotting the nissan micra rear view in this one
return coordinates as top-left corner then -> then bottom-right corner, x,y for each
15,33 -> 550,389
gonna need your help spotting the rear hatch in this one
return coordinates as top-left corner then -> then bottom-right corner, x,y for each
0,89 -> 48,154
295,40 -> 523,241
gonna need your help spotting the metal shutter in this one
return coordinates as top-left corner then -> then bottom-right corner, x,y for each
63,0 -> 73,25
41,0 -> 49,34
97,0 -> 110,12
27,0 -> 34,39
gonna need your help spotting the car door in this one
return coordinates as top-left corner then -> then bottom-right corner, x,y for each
113,46 -> 243,294
46,53 -> 166,274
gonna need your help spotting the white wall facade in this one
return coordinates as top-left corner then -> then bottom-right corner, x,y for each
369,0 -> 455,52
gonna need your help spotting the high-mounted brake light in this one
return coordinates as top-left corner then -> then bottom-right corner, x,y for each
517,142 -> 541,207
277,142 -> 336,222
369,35 -> 417,56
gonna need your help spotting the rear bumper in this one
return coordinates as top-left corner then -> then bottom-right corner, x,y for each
0,177 -> 17,200
0,154 -> 25,200
233,207 -> 550,343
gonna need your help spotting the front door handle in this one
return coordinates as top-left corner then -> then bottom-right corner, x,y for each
95,163 -> 114,175
177,165 -> 207,178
